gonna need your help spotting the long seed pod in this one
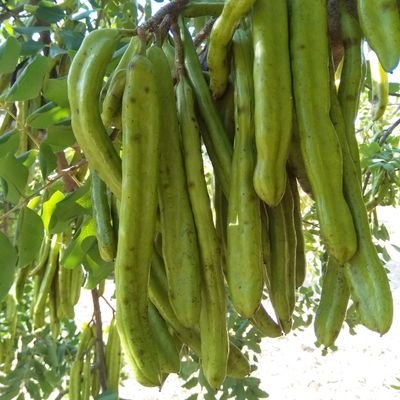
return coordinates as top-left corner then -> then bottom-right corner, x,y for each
180,21 -> 232,197
289,0 -> 357,264
105,317 -> 122,394
207,0 -> 257,98
337,0 -> 364,179
91,171 -> 117,262
252,0 -> 293,207
32,234 -> 61,329
267,181 -> 297,334
115,54 -> 161,386
226,28 -> 263,318
147,45 -> 202,328
68,29 -> 123,198
177,74 -> 228,389
329,68 -> 393,335
69,324 -> 93,400
289,175 -> 307,288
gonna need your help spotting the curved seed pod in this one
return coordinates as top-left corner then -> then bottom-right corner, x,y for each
357,0 -> 400,72
226,28 -> 263,318
101,37 -> 140,129
314,257 -> 350,347
250,303 -> 282,338
329,69 -> 393,335
289,0 -> 357,264
68,29 -> 123,198
252,0 -> 293,207
369,50 -> 389,121
207,0 -> 257,98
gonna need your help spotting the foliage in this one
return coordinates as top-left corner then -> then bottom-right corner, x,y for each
0,281 -> 78,400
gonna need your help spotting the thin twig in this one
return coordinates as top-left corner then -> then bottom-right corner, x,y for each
56,152 -> 79,193
91,288 -> 108,392
379,117 -> 400,145
193,17 -> 216,47
363,116 -> 400,193
53,389 -> 68,400
140,0 -> 188,33
100,294 -> 116,314
0,159 -> 87,224
0,3 -> 25,23
171,23 -> 185,77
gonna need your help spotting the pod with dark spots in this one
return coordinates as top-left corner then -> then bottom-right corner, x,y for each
67,29 -> 123,199
289,0 -> 358,264
115,54 -> 161,386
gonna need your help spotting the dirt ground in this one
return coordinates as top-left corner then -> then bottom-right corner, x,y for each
77,206 -> 400,400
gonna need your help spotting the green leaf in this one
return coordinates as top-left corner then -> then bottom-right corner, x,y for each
61,217 -> 96,269
18,149 -> 38,169
42,190 -> 65,233
83,245 -> 114,289
27,103 -> 70,129
0,129 -> 20,157
182,376 -> 198,390
59,29 -> 85,51
3,55 -> 51,101
246,384 -> 269,399
185,395 -> 198,400
0,231 -> 18,302
13,26 -> 51,35
39,143 -> 57,179
95,390 -> 118,400
42,77 -> 69,107
26,380 -> 42,400
0,383 -> 21,400
49,181 -> 92,233
0,153 -> 28,203
0,36 -> 21,74
389,82 -> 400,94
44,123 -> 76,151
35,1 -> 65,23
20,40 -> 44,56
15,207 -> 44,268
